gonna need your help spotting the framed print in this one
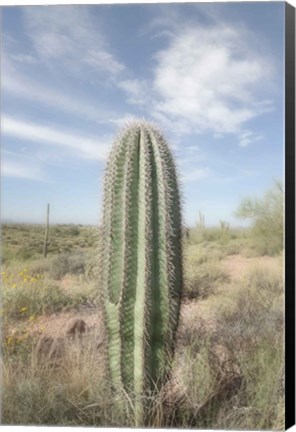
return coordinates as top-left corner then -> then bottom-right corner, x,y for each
1,1 -> 295,430
285,2 -> 295,429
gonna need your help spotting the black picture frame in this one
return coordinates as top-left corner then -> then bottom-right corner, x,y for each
285,1 -> 296,430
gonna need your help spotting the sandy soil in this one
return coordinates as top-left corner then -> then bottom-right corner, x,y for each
29,308 -> 103,338
221,254 -> 281,281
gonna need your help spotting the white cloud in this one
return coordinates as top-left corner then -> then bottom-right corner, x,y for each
120,23 -> 275,145
182,167 -> 211,183
153,26 -> 273,135
178,146 -> 206,168
238,130 -> 263,148
118,79 -> 151,105
84,49 -> 124,76
3,6 -> 277,153
2,115 -> 111,161
10,53 -> 37,64
2,63 -> 114,124
22,6 -> 124,76
108,113 -> 139,128
2,159 -> 45,181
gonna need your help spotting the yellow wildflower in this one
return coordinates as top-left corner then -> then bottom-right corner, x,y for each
20,307 -> 28,313
6,337 -> 13,345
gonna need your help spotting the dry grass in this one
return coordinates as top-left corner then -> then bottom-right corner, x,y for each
183,244 -> 229,299
2,332 -> 112,426
1,266 -> 98,330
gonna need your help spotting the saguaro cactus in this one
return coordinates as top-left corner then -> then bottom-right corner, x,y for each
101,120 -> 183,424
43,203 -> 50,258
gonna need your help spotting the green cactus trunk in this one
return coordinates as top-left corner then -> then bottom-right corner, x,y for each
101,121 -> 183,425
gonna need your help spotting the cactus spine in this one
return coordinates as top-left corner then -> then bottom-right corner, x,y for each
101,120 -> 183,425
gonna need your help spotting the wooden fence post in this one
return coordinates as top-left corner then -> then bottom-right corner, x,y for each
43,203 -> 50,258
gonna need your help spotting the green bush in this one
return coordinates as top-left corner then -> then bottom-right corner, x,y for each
2,246 -> 16,263
49,253 -> 85,280
184,261 -> 229,300
178,263 -> 284,430
226,266 -> 283,340
16,247 -> 36,261
2,275 -> 73,323
236,180 -> 283,255
183,245 -> 229,299
65,225 -> 80,236
28,258 -> 52,276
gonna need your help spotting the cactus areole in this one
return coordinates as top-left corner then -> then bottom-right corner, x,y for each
101,120 -> 183,424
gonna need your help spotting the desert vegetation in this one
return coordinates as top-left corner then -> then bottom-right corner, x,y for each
1,179 -> 284,428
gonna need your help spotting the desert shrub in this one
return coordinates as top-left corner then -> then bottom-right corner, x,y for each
182,343 -> 218,409
2,246 -> 16,263
188,225 -> 245,247
2,270 -> 75,324
2,331 -> 150,427
184,262 -> 229,300
219,266 -> 283,351
84,256 -> 99,280
15,246 -> 36,261
9,239 -> 20,245
210,336 -> 284,430
236,180 -> 283,255
2,221 -> 284,429
49,253 -> 90,280
28,258 -> 53,276
51,226 -> 62,235
85,238 -> 96,247
185,245 -> 209,265
208,266 -> 284,429
187,244 -> 225,262
175,262 -> 284,430
65,225 -> 80,236
172,313 -> 243,429
183,245 -> 229,299
202,227 -> 232,244
2,332 -> 106,425
222,236 -> 252,256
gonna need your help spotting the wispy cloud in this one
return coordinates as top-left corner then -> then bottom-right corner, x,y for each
108,113 -> 139,128
22,6 -> 124,77
121,20 -> 275,145
2,159 -> 46,181
2,115 -> 112,161
155,25 -> 274,132
178,148 -> 206,172
2,7 -> 126,125
9,53 -> 38,64
182,167 -> 211,183
118,79 -> 151,106
2,61 -> 115,124
238,130 -> 263,148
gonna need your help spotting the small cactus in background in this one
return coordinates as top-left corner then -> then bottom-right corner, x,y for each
101,120 -> 183,425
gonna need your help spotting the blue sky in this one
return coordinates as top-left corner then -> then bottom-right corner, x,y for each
1,2 -> 284,226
